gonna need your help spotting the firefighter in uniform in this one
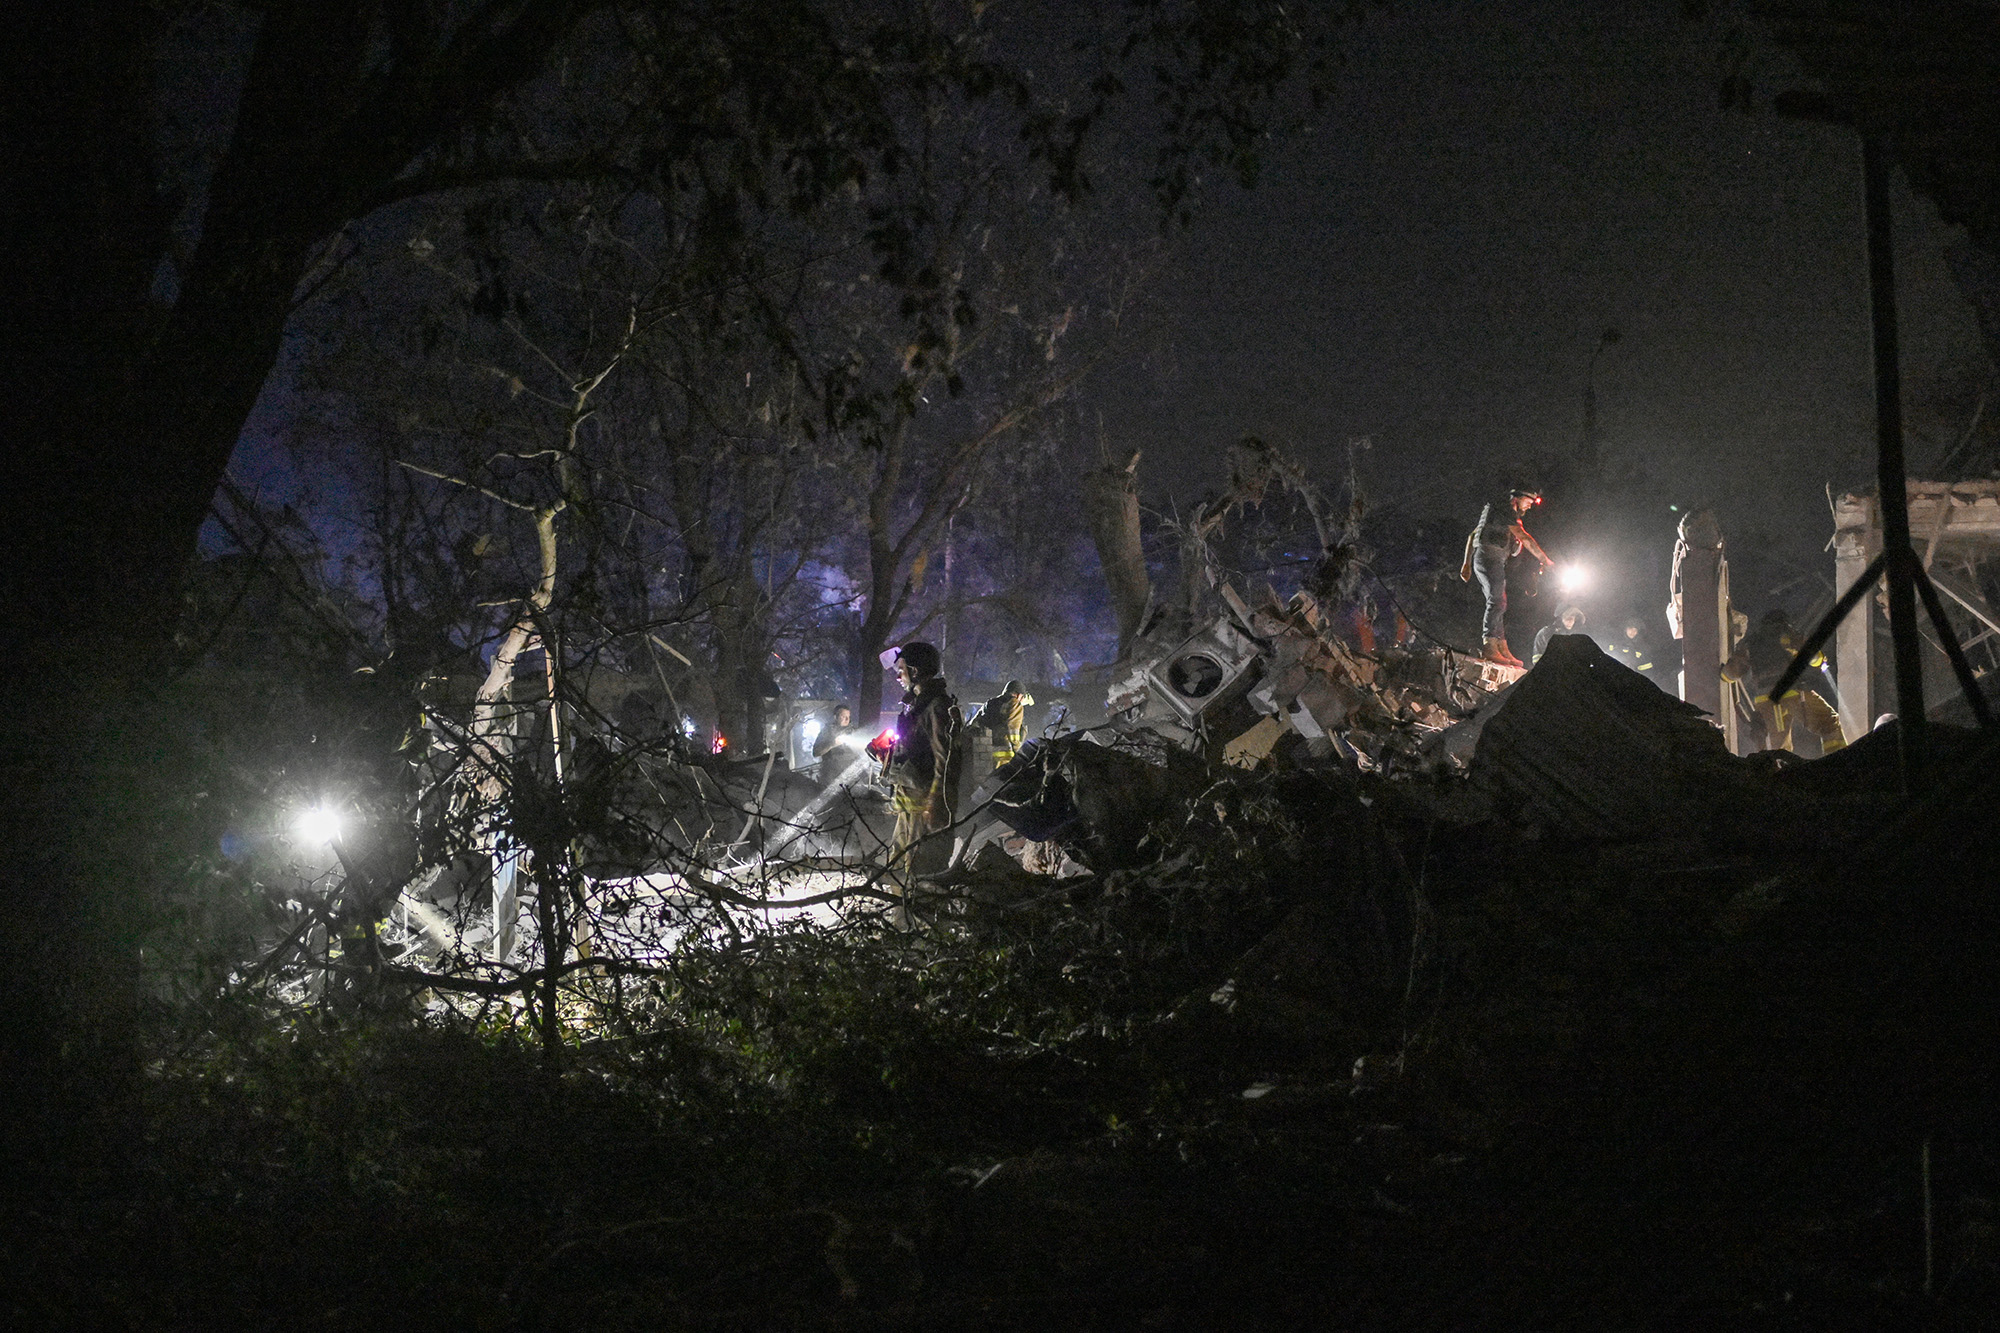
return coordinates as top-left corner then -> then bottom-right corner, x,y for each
872,642 -> 961,882
980,679 -> 1032,768
1723,609 -> 1846,754
1604,618 -> 1659,681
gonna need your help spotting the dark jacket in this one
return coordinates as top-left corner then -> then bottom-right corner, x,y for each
1604,634 -> 1656,676
980,691 -> 1026,749
1531,623 -> 1585,664
1727,625 -> 1829,700
812,723 -> 862,761
886,677 -> 959,798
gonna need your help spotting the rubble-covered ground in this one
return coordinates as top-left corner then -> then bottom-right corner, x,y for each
12,638 -> 2000,1330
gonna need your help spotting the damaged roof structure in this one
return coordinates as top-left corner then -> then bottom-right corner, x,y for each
1834,479 -> 2000,738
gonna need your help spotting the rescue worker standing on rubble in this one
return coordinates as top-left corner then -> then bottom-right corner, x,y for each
872,642 -> 962,885
1723,609 -> 1847,754
1461,487 -> 1552,668
979,679 -> 1033,768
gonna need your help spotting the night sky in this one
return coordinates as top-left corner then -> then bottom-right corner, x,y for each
1082,0 -> 1992,616
221,0 -> 1999,647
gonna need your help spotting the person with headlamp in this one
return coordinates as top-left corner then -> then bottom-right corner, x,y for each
1460,487 -> 1553,668
810,703 -> 865,782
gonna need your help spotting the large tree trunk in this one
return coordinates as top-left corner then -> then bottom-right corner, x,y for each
3,5 -> 348,1148
856,599 -> 895,731
0,0 -> 591,1144
856,422 -> 909,729
1081,448 -> 1152,660
9,0 -> 591,637
711,591 -> 768,758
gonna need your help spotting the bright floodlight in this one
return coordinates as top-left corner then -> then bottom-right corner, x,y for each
800,718 -> 823,748
295,805 -> 344,845
1558,564 -> 1591,595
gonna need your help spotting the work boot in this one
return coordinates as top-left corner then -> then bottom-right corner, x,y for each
1489,638 -> 1525,668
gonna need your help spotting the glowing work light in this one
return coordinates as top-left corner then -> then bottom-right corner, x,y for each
1557,564 -> 1592,595
294,804 -> 345,846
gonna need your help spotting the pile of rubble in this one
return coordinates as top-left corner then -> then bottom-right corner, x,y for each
963,581 -> 1512,879
1103,583 -> 1508,776
973,576 -> 1972,880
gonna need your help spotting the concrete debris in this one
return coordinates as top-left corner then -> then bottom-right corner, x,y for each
976,582 -> 1522,873
1105,583 -> 1493,775
968,730 -> 1200,873
980,583 -> 1940,883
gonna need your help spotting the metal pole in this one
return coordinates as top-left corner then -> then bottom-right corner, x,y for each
1863,136 -> 1927,789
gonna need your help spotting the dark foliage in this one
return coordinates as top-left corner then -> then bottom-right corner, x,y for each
12,707 -> 2000,1327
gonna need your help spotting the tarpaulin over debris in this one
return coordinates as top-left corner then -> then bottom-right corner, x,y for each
1467,633 -> 1748,839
